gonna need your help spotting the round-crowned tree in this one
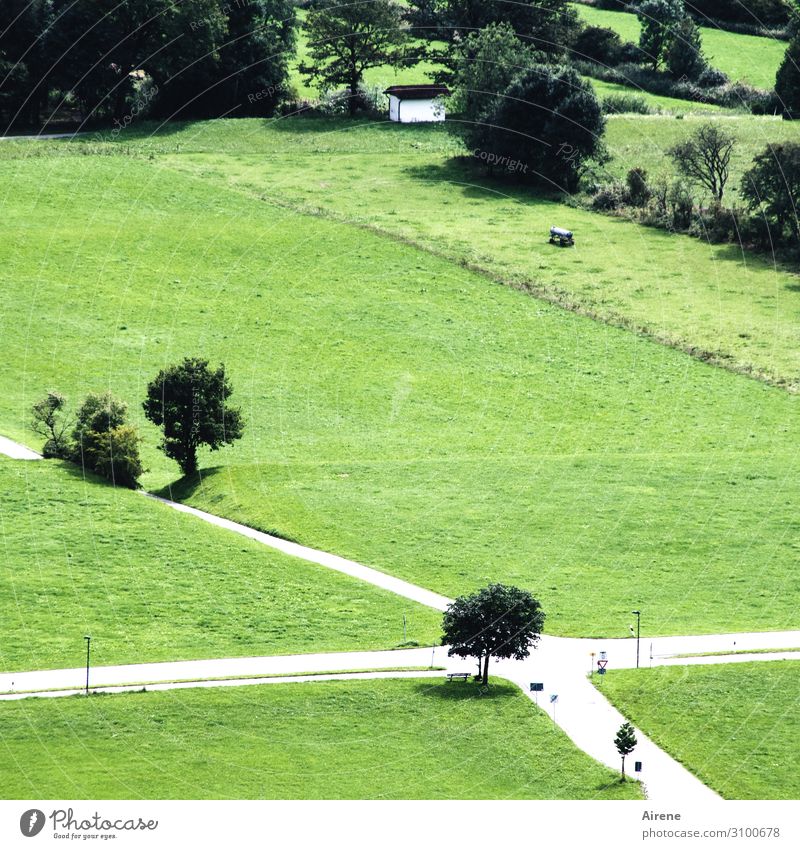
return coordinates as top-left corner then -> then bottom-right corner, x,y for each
441,583 -> 545,685
143,357 -> 244,476
776,36 -> 800,120
469,64 -> 605,192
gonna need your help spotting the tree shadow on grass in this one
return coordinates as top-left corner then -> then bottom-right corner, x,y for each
412,679 -> 519,701
152,467 -> 225,502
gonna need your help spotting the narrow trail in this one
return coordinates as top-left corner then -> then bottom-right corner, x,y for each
3,436 -> 798,801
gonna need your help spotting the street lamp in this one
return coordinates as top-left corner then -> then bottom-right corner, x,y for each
84,635 -> 91,695
631,611 -> 641,669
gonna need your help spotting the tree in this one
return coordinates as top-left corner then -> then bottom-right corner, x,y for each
637,0 -> 687,71
49,0 -> 226,121
30,391 -> 71,458
441,583 -> 545,685
614,722 -> 638,777
215,0 -> 296,116
72,392 -> 128,459
450,23 -> 542,124
143,357 -> 244,476
468,64 -> 606,191
669,123 -> 735,201
665,16 -> 706,80
443,0 -> 580,58
741,142 -> 800,243
300,0 -> 408,115
775,35 -> 800,120
0,0 -> 54,128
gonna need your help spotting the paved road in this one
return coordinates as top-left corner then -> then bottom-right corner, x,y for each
0,435 -> 41,460
2,433 -> 798,801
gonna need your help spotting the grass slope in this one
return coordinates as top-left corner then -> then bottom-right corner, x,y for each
0,678 -> 642,799
2,140 -> 800,636
599,661 -> 800,799
575,3 -> 785,90
0,459 -> 441,672
143,117 -> 800,387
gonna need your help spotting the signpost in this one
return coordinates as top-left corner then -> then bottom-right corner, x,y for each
549,694 -> 558,726
530,682 -> 543,705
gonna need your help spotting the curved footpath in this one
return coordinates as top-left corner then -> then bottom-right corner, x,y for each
3,435 -> 799,801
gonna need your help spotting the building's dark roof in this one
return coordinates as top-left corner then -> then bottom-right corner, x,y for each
384,84 -> 450,100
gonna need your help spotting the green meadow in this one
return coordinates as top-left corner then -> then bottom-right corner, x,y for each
0,458 -> 441,673
0,678 -> 642,799
574,3 -> 785,90
600,661 -> 800,799
2,132 -> 800,637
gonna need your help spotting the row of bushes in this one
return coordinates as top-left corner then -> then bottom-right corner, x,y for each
574,59 -> 778,112
588,132 -> 800,254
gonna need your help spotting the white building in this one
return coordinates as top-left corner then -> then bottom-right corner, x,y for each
385,85 -> 450,123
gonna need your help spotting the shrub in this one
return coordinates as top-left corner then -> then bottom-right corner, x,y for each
468,64 -> 606,192
31,391 -> 72,459
668,179 -> 695,229
626,167 -> 651,206
666,16 -> 707,80
689,203 -> 742,243
602,93 -> 654,114
573,26 -> 624,65
697,66 -> 728,88
81,425 -> 144,489
776,36 -> 800,119
741,142 -> 800,243
591,181 -> 627,210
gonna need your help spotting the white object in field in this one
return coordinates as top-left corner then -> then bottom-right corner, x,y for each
386,85 -> 449,123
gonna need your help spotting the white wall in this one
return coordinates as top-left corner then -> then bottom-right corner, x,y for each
388,97 -> 445,123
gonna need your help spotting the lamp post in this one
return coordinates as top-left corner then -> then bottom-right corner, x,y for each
631,611 -> 641,669
84,635 -> 91,695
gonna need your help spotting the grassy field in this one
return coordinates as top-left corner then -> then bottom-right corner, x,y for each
575,3 -> 785,90
137,117 -> 800,387
599,661 -> 800,799
0,458 -> 442,673
587,75 -> 728,113
2,130 -> 800,637
0,677 -> 642,799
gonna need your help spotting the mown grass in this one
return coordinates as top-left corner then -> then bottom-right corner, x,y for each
2,140 -> 800,637
119,116 -> 800,387
574,3 -> 786,90
0,677 -> 642,799
0,458 -> 442,673
599,661 -> 800,799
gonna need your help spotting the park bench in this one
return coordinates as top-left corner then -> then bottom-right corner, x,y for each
446,672 -> 470,682
549,226 -> 574,247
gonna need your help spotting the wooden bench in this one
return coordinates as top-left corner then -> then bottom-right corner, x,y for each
549,226 -> 574,247
446,672 -> 470,682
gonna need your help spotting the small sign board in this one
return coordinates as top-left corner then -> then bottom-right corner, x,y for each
549,694 -> 558,703
530,682 -> 544,692
635,761 -> 643,773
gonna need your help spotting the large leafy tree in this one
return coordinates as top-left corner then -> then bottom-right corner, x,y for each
49,0 -> 225,120
143,358 -> 244,476
450,22 -> 542,124
300,0 -> 408,115
443,0 -> 579,57
469,64 -> 606,192
441,584 -> 545,685
665,15 -> 706,80
637,0 -> 688,71
215,0 -> 296,116
741,142 -> 800,243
